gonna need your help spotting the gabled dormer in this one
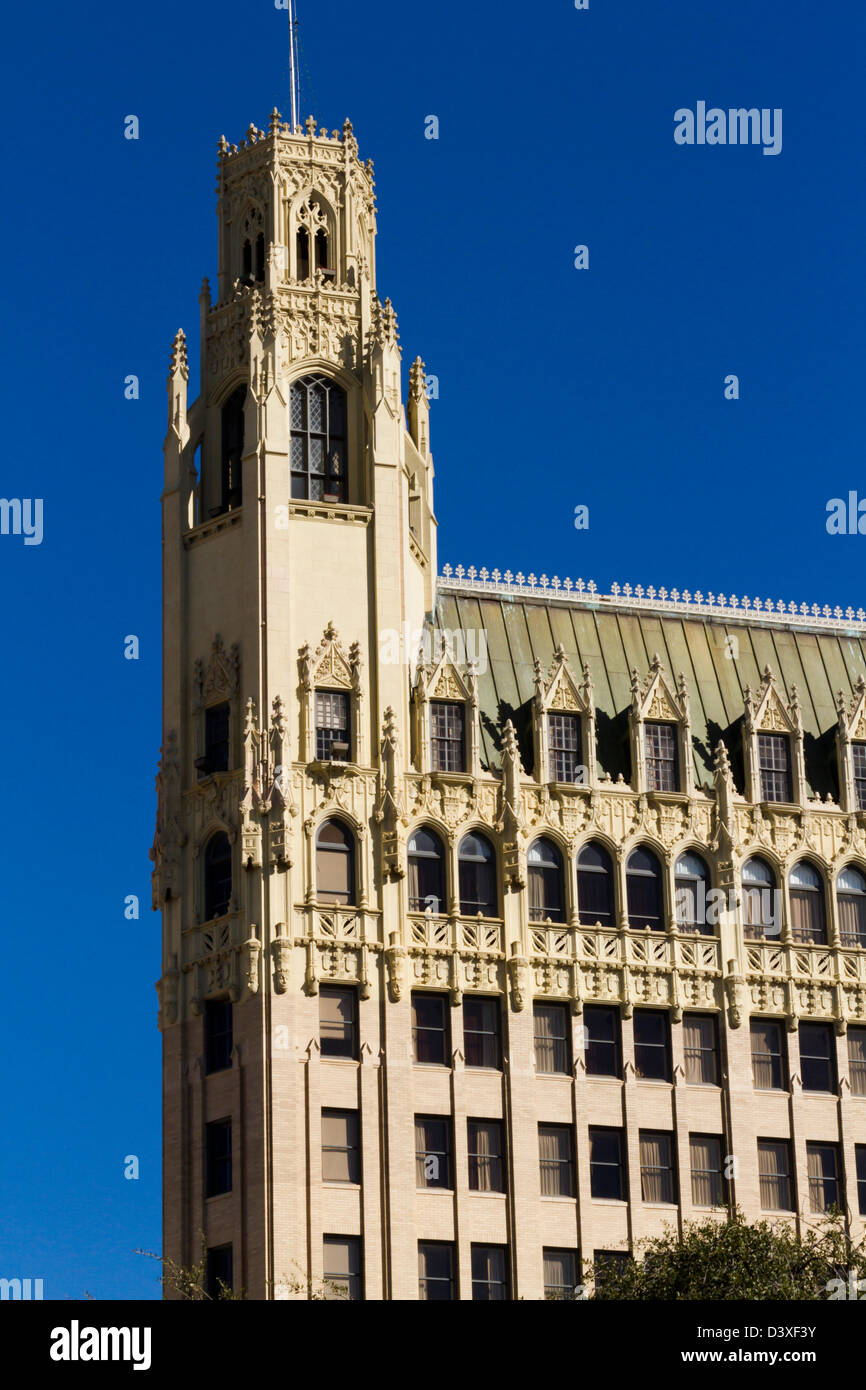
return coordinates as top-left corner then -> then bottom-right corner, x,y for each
629,654 -> 692,794
412,649 -> 480,778
298,622 -> 364,766
743,665 -> 805,807
532,644 -> 596,788
836,674 -> 866,813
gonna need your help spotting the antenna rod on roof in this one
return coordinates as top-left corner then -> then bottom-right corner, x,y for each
288,0 -> 300,130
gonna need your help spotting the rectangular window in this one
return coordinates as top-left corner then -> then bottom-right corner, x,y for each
418,1242 -> 456,1300
316,690 -> 350,762
857,1147 -> 866,1216
319,986 -> 358,1060
548,713 -> 582,784
690,1134 -> 724,1207
431,701 -> 465,773
204,999 -> 232,1074
205,1119 -> 232,1198
534,1002 -> 571,1074
323,1236 -> 362,1300
583,1004 -> 621,1078
321,1109 -> 361,1184
799,1022 -> 836,1093
750,1018 -> 787,1090
645,721 -> 678,792
807,1143 -> 841,1213
201,702 -> 230,775
463,996 -> 501,1069
539,1124 -> 575,1197
471,1245 -> 509,1301
848,1026 -> 866,1097
639,1131 -> 676,1204
634,1009 -> 671,1082
589,1127 -> 625,1200
683,1013 -> 719,1085
854,743 -> 866,811
468,1119 -> 505,1192
758,1139 -> 793,1211
543,1249 -> 579,1300
415,1115 -> 452,1189
758,733 -> 792,803
205,1245 -> 232,1299
412,992 -> 450,1065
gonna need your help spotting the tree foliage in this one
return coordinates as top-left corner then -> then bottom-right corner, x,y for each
584,1209 -> 866,1301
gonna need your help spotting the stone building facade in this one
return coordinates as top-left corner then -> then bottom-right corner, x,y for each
154,110 -> 866,1300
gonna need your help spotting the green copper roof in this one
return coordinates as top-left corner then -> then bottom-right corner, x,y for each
434,587 -> 866,798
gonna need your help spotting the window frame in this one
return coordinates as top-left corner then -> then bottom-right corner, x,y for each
315,689 -> 351,763
633,1009 -> 672,1083
750,1017 -> 788,1091
415,1114 -> 453,1190
467,1118 -> 506,1193
645,720 -> 679,792
411,991 -> 451,1067
430,700 -> 465,774
418,1241 -> 457,1301
463,995 -> 502,1070
683,1012 -> 720,1086
589,1126 -> 625,1201
204,998 -> 233,1074
689,1133 -> 724,1208
757,731 -> 792,804
319,985 -> 359,1061
321,1108 -> 361,1185
547,711 -> 582,784
798,1021 -> 836,1094
290,373 -> 347,504
533,1001 -> 572,1075
539,1123 -> 576,1198
583,1004 -> 621,1078
205,1118 -> 232,1198
639,1130 -> 677,1205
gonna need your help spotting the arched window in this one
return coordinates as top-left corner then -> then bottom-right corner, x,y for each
290,374 -> 347,503
316,819 -> 355,906
742,857 -> 778,941
240,206 -> 264,285
576,841 -> 614,926
674,852 -> 711,935
218,384 -> 246,515
837,865 -> 866,947
315,227 -> 334,281
789,861 -> 826,945
528,838 -> 564,923
204,833 -> 232,920
408,828 -> 445,914
296,225 -> 310,279
626,847 -> 664,931
458,833 -> 497,917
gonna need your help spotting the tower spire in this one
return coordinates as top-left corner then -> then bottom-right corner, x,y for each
288,0 -> 300,130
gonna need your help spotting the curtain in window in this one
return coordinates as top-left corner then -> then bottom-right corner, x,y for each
689,1136 -> 722,1207
838,891 -> 866,946
850,1029 -> 866,1097
758,1142 -> 790,1210
469,1122 -> 501,1192
539,1127 -> 572,1197
807,1146 -> 838,1213
639,1133 -> 673,1202
750,1020 -> 780,1089
543,1250 -> 575,1298
683,1016 -> 716,1084
534,1006 -> 568,1073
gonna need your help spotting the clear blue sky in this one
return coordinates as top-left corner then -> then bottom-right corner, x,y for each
0,0 -> 862,1298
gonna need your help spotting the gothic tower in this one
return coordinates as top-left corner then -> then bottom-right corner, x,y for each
154,111 -> 436,1299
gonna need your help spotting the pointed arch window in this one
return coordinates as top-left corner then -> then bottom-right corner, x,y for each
296,196 -> 334,282
528,838 -> 564,923
458,833 -> 497,917
240,206 -> 264,285
837,865 -> 866,947
789,861 -> 826,944
408,828 -> 445,914
626,847 -> 664,931
742,857 -> 778,941
290,374 -> 347,503
316,819 -> 355,906
674,852 -> 711,935
218,384 -> 246,515
576,842 -> 614,926
204,833 -> 232,921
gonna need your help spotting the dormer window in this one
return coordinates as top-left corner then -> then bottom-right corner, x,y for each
853,743 -> 866,809
431,701 -> 464,773
645,722 -> 678,792
548,713 -> 581,783
316,690 -> 350,762
757,733 -> 791,803
290,374 -> 347,503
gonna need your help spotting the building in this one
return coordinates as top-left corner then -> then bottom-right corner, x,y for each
153,109 -> 866,1301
